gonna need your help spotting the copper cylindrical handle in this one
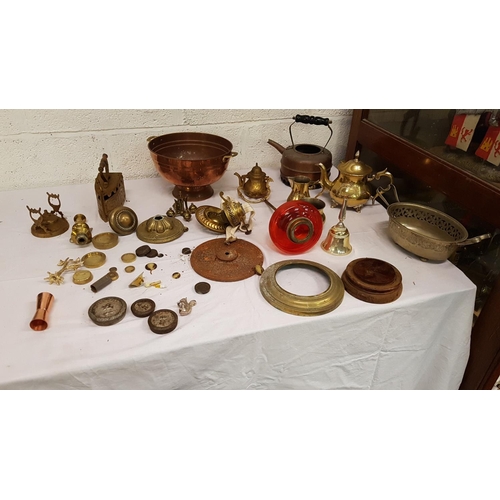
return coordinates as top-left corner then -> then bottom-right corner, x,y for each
30,292 -> 54,331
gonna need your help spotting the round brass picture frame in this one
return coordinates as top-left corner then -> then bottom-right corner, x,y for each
259,259 -> 344,316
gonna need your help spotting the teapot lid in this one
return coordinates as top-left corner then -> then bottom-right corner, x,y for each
339,151 -> 373,176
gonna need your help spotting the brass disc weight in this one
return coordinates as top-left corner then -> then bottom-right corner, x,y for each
259,260 -> 344,316
190,238 -> 264,282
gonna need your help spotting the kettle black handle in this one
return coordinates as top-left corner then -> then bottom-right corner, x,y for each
294,115 -> 332,126
289,115 -> 333,149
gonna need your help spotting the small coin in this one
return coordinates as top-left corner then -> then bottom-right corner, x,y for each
121,253 -> 137,263
109,267 -> 117,272
136,245 -> 152,257
146,248 -> 159,258
172,272 -> 181,279
124,265 -> 135,273
181,247 -> 192,255
131,298 -> 156,318
194,282 -> 211,294
148,309 -> 178,334
73,270 -> 93,285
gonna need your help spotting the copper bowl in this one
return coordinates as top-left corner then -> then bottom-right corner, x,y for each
148,132 -> 238,201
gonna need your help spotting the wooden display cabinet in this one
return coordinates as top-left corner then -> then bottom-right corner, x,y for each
346,110 -> 500,390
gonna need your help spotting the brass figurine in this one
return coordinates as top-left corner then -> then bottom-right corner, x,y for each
27,192 -> 69,238
70,214 -> 93,245
95,153 -> 126,222
235,163 -> 273,203
177,297 -> 196,316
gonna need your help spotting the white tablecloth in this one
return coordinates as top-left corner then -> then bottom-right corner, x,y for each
0,168 -> 476,389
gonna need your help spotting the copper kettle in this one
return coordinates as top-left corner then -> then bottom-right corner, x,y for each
318,152 -> 394,212
268,114 -> 333,187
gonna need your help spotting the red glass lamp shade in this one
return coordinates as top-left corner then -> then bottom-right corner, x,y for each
269,200 -> 323,254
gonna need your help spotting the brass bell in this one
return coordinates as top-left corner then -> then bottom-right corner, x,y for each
321,198 -> 352,256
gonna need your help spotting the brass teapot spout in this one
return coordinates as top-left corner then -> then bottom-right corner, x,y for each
317,162 -> 335,193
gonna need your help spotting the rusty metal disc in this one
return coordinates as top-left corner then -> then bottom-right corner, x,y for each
190,238 -> 264,282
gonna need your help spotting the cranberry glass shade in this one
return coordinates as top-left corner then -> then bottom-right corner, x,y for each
269,200 -> 323,254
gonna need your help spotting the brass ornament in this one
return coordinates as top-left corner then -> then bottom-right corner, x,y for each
259,260 -> 344,316
95,153 -> 126,222
69,214 -> 93,245
45,257 -> 84,285
108,206 -> 138,236
27,192 -> 69,238
190,238 -> 264,282
167,195 -> 198,221
136,214 -> 187,244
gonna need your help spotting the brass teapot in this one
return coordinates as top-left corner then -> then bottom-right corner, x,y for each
235,164 -> 272,203
318,152 -> 394,212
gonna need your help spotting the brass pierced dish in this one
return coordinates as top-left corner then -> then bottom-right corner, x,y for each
259,260 -> 344,316
387,202 -> 491,261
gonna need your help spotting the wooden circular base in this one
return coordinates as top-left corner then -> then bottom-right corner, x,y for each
342,258 -> 402,304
